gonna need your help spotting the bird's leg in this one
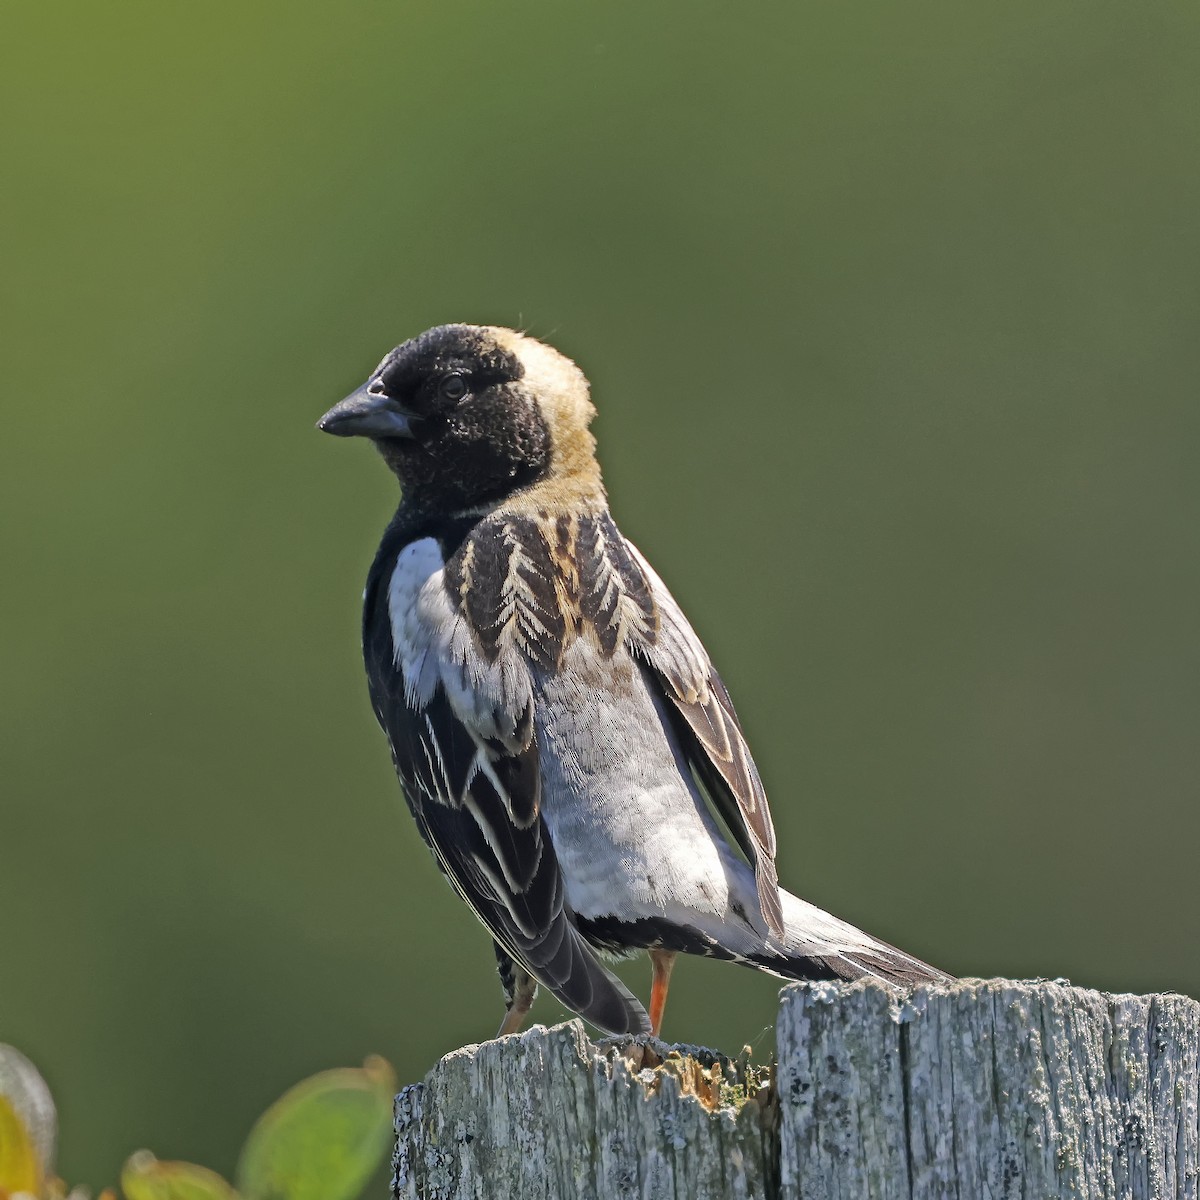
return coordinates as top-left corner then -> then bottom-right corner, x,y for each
496,970 -> 537,1036
648,948 -> 678,1038
493,941 -> 538,1037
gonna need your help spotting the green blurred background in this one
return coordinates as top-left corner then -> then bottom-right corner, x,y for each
3,0 -> 1198,1190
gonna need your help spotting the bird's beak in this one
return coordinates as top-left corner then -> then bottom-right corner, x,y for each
317,383 -> 415,439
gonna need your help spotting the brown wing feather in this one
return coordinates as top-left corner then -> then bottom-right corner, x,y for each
661,671 -> 785,938
617,538 -> 787,939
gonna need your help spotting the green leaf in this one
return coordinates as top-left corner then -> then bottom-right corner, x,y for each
120,1150 -> 240,1200
0,1094 -> 41,1196
234,1057 -> 395,1200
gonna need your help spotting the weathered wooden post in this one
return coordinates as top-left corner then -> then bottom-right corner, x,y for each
393,979 -> 1200,1199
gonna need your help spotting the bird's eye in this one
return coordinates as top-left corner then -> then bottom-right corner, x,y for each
439,374 -> 468,403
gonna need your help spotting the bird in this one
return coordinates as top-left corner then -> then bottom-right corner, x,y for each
318,323 -> 949,1038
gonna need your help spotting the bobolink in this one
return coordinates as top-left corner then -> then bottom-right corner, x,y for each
319,324 -> 947,1037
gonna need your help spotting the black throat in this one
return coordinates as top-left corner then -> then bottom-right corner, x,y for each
374,386 -> 553,535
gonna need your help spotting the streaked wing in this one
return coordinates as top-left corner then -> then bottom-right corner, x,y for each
624,541 -> 786,938
364,530 -> 649,1035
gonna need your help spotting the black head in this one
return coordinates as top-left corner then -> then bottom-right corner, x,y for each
319,324 -> 568,515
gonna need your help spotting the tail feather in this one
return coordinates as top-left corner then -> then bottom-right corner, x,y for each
759,888 -> 950,986
574,863 -> 949,1001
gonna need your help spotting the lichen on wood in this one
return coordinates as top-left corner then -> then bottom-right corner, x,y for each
394,979 -> 1200,1199
393,1020 -> 776,1199
777,979 -> 1200,1199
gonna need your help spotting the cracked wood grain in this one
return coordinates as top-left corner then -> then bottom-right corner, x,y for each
394,979 -> 1200,1199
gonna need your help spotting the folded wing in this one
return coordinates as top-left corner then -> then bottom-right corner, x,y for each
622,541 -> 787,939
364,531 -> 649,1035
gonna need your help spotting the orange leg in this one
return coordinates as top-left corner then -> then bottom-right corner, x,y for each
648,949 -> 678,1038
496,970 -> 538,1037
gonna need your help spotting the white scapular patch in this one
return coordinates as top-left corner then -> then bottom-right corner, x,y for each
387,538 -> 534,750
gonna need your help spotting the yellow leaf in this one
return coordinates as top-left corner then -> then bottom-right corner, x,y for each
0,1094 -> 40,1196
235,1057 -> 395,1200
120,1151 -> 240,1200
0,1045 -> 56,1184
